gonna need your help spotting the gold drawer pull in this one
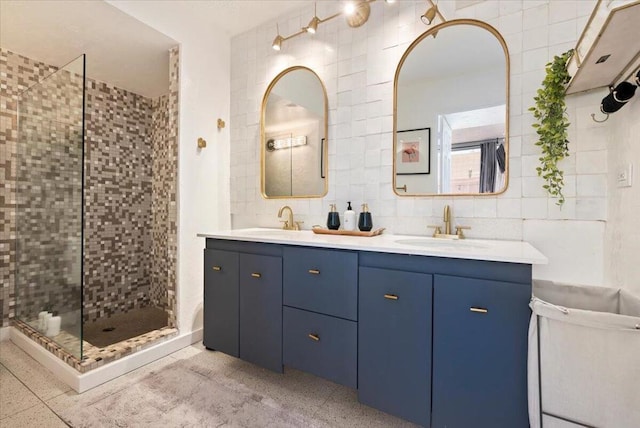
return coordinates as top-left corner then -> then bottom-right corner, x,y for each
384,294 -> 399,300
212,266 -> 222,271
308,333 -> 320,341
308,269 -> 320,275
251,273 -> 262,278
470,307 -> 488,314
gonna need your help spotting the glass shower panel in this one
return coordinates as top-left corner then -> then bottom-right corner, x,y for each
16,55 -> 85,359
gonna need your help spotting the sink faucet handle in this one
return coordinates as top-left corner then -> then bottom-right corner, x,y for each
280,220 -> 290,230
294,221 -> 304,230
427,225 -> 442,237
455,225 -> 470,239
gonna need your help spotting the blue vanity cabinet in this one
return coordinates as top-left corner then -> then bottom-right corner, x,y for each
204,240 -> 283,373
239,253 -> 283,373
282,246 -> 358,387
203,249 -> 239,357
431,275 -> 531,428
358,267 -> 433,427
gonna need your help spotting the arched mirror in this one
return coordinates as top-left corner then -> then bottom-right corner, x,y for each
261,66 -> 328,198
394,19 -> 509,196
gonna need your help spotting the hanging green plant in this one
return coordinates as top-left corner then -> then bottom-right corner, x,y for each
529,49 -> 574,206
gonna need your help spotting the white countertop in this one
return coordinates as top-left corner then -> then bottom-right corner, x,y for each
198,228 -> 547,265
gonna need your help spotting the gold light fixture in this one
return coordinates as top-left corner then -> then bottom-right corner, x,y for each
421,0 -> 439,25
420,0 -> 446,37
306,3 -> 320,34
345,1 -> 371,28
272,0 -> 384,51
272,24 -> 284,51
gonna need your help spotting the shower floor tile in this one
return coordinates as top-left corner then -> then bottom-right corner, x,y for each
83,306 -> 168,348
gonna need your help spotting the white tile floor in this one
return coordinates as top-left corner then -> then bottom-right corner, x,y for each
0,340 -> 418,427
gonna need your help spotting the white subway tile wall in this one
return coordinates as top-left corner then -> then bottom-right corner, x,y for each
230,0 -> 612,284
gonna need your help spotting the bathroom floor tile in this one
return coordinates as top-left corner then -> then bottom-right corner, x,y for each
7,343 -> 418,427
0,402 -> 68,428
0,364 -> 42,419
0,341 -> 72,400
313,386 -> 419,428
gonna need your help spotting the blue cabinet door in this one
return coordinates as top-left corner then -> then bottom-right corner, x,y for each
432,275 -> 531,428
203,249 -> 239,357
358,267 -> 432,427
239,253 -> 283,373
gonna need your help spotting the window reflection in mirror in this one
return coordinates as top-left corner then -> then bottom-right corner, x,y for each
261,66 -> 328,198
394,19 -> 509,196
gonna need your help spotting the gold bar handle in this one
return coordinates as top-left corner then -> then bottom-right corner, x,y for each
470,307 -> 488,314
212,266 -> 222,271
251,273 -> 262,278
308,269 -> 320,275
308,333 -> 320,341
384,294 -> 399,300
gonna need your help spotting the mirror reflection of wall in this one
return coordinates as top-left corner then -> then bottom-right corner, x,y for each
394,19 -> 509,196
262,67 -> 328,198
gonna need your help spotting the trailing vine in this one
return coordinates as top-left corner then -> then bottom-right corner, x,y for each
529,49 -> 574,206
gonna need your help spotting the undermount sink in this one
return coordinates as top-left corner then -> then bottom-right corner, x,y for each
394,238 -> 488,250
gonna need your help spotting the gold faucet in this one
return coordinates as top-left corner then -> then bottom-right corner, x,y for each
428,204 -> 470,239
443,204 -> 451,235
278,205 -> 302,230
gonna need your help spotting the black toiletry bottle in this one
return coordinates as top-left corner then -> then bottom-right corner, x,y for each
358,203 -> 373,232
327,204 -> 340,230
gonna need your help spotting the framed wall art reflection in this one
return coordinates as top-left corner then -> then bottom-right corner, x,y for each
396,127 -> 430,175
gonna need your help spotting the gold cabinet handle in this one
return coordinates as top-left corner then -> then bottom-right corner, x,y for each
308,269 -> 320,275
251,273 -> 262,278
470,307 -> 488,314
212,266 -> 222,271
384,294 -> 399,300
308,333 -> 320,341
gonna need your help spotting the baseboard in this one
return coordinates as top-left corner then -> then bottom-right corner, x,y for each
10,327 -> 203,393
0,326 -> 12,342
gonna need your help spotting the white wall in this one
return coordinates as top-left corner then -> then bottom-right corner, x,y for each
230,0 -> 616,286
107,1 -> 231,334
605,93 -> 640,295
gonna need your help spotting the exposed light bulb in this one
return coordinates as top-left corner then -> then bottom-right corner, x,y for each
344,2 -> 356,15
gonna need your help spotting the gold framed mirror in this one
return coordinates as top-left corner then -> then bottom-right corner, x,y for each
261,66 -> 328,199
393,19 -> 510,196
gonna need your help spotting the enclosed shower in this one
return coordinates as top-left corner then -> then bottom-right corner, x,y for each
10,47 -> 179,371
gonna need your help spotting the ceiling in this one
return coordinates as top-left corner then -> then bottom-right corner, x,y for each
0,0 -> 310,98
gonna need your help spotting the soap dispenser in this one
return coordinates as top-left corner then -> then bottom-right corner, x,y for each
327,204 -> 340,230
343,201 -> 356,231
358,203 -> 373,232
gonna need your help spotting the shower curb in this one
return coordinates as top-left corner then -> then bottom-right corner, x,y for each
10,326 -> 203,393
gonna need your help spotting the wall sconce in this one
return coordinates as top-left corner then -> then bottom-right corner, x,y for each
271,0 -> 383,51
266,136 -> 307,151
217,118 -> 226,129
197,137 -> 207,149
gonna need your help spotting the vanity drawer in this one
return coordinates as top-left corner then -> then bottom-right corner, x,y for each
283,247 -> 358,320
283,306 -> 357,388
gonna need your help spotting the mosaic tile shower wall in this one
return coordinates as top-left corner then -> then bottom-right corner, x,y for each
0,47 -> 179,332
15,59 -> 84,326
0,49 -> 59,328
83,81 -> 154,322
165,46 -> 179,328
